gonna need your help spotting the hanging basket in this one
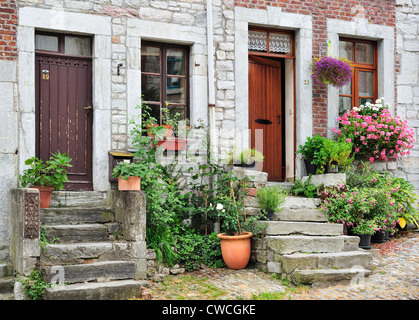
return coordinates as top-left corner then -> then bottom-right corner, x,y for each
311,56 -> 353,88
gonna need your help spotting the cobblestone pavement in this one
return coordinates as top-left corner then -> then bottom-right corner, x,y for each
150,231 -> 419,300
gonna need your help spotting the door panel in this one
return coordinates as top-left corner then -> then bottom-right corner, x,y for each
248,56 -> 283,181
35,54 -> 93,191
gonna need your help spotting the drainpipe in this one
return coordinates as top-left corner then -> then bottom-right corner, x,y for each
207,0 -> 216,167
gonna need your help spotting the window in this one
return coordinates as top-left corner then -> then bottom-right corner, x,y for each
141,42 -> 189,124
35,33 -> 92,57
248,28 -> 294,58
338,38 -> 377,116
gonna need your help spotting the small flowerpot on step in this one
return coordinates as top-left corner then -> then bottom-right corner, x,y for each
356,234 -> 372,250
30,186 -> 53,208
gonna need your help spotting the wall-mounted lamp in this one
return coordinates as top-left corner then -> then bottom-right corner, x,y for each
117,63 -> 123,76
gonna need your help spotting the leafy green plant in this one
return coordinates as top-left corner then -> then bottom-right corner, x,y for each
289,176 -> 317,198
19,268 -> 50,300
228,147 -> 264,165
256,185 -> 287,212
19,151 -> 72,190
296,135 -> 326,161
112,161 -> 145,180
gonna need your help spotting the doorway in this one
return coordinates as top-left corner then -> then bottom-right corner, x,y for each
35,33 -> 93,191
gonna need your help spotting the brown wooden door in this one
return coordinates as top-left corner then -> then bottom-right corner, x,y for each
248,56 -> 283,181
35,53 -> 93,191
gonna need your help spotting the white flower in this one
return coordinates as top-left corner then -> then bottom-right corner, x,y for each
216,203 -> 223,210
353,107 -> 360,112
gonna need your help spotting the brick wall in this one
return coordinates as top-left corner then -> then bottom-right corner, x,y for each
0,0 -> 17,60
235,0 -> 396,136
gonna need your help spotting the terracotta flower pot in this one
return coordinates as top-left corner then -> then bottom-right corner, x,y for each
117,176 -> 141,191
217,231 -> 253,269
146,124 -> 173,138
30,186 -> 53,208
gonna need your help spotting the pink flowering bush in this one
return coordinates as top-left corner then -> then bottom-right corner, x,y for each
332,99 -> 415,163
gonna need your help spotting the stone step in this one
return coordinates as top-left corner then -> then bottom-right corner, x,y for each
281,251 -> 373,274
41,261 -> 136,284
265,235 -> 360,255
276,208 -> 328,222
41,242 -> 131,265
260,221 -> 343,236
50,191 -> 109,208
44,279 -> 142,300
43,224 -> 111,243
0,277 -> 14,294
0,293 -> 14,300
291,268 -> 372,288
245,195 -> 321,212
40,207 -> 114,225
0,263 -> 13,278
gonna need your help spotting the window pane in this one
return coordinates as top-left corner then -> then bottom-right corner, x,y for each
248,30 -> 267,53
167,49 -> 185,76
166,77 -> 186,104
35,34 -> 59,52
165,104 -> 186,122
141,74 -> 160,102
339,41 -> 354,62
141,46 -> 160,74
339,81 -> 352,96
356,43 -> 374,64
339,96 -> 352,116
269,33 -> 291,54
359,98 -> 374,107
358,71 -> 374,97
65,36 -> 91,56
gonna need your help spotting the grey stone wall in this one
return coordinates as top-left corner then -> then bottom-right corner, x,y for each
395,0 -> 419,191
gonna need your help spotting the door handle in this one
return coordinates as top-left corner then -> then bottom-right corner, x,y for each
84,106 -> 93,110
255,119 -> 272,125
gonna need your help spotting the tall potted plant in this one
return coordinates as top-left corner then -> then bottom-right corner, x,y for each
255,185 -> 287,221
19,151 -> 72,208
296,135 -> 326,175
216,180 -> 263,269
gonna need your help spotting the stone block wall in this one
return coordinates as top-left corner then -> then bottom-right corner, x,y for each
395,0 -> 419,191
0,0 -> 18,263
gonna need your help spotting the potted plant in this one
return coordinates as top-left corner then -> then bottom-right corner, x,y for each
255,185 -> 287,221
296,135 -> 326,175
216,181 -> 263,269
112,161 -> 144,191
19,151 -> 72,208
228,148 -> 264,168
321,139 -> 353,174
311,56 -> 353,88
351,220 -> 376,249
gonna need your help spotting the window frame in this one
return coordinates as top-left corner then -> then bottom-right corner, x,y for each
35,32 -> 92,58
248,27 -> 295,59
338,38 -> 378,114
141,41 -> 190,125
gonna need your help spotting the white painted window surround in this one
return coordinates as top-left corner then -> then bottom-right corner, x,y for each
326,18 -> 395,137
235,6 -> 313,178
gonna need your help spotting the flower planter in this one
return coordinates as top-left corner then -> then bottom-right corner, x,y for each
303,159 -> 317,175
154,138 -> 188,151
326,162 -> 339,173
259,209 -> 274,221
371,230 -> 386,243
30,186 -> 53,208
117,176 -> 141,191
217,232 -> 253,269
356,234 -> 372,249
233,161 -> 256,169
146,124 -> 173,139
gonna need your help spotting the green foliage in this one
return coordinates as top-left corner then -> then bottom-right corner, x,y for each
19,268 -> 50,300
175,231 -> 225,271
19,151 -> 72,190
112,161 -> 146,180
256,185 -> 287,212
228,147 -> 264,165
289,176 -> 317,198
296,135 -> 326,161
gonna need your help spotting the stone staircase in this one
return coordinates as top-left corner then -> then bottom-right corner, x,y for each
39,191 -> 145,300
251,195 -> 373,288
0,263 -> 14,300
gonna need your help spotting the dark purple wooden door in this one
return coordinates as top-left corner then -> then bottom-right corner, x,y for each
35,54 -> 93,191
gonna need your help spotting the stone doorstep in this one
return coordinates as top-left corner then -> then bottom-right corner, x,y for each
41,242 -> 131,264
41,261 -> 136,284
43,223 -> 111,243
44,279 -> 143,300
292,268 -> 373,287
265,235 -> 360,255
50,191 -> 109,208
40,207 -> 114,225
259,220 -> 343,236
276,208 -> 329,222
281,251 -> 374,274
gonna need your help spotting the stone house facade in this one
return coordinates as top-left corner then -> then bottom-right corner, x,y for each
0,0 -> 418,263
